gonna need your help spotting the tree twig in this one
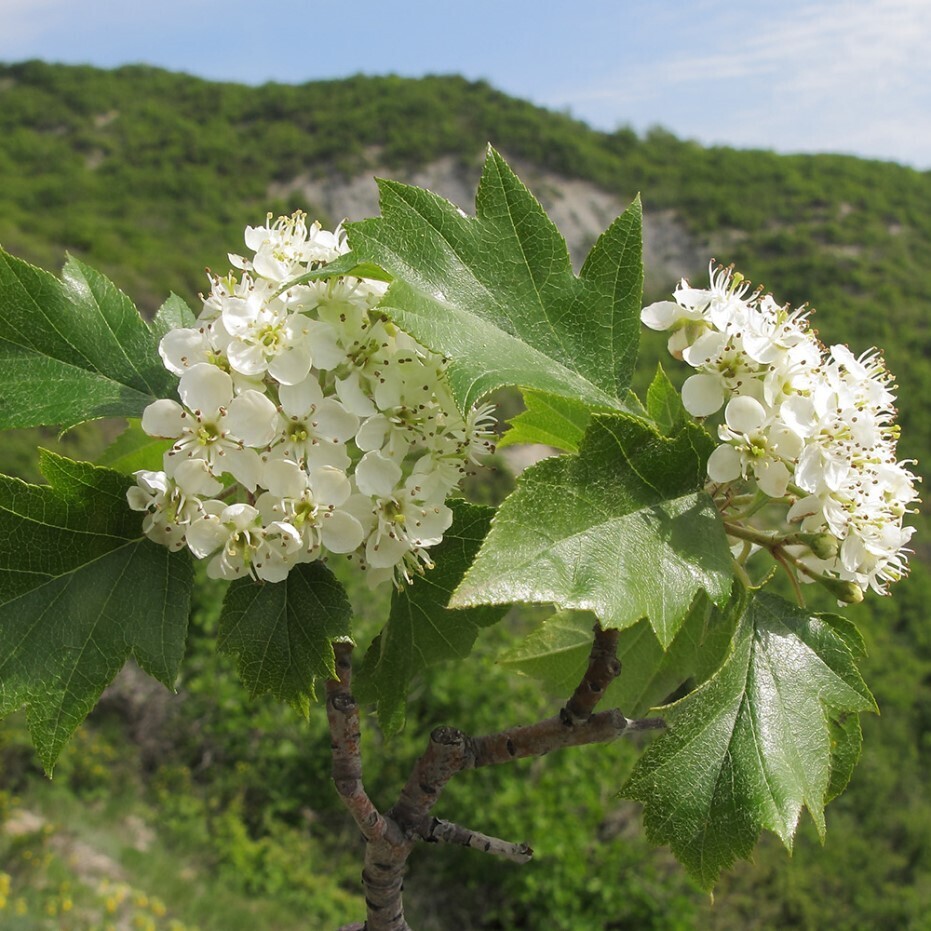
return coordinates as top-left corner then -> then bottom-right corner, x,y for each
325,624 -> 662,930
325,641 -> 387,842
562,623 -> 622,724
421,818 -> 533,863
468,707 -> 651,768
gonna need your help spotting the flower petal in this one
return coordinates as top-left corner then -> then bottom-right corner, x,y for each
159,328 -> 205,375
263,459 -> 309,499
356,451 -> 402,498
186,515 -> 228,558
707,444 -> 742,483
279,377 -> 324,418
311,466 -> 351,507
313,399 -> 360,442
336,373 -> 377,417
179,363 -> 233,414
268,343 -> 312,386
724,396 -> 767,434
640,300 -> 683,331
682,373 -> 725,417
321,511 -> 364,553
142,399 -> 186,439
173,458 -> 223,496
227,390 -> 278,447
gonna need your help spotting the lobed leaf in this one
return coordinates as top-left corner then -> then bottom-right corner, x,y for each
452,413 -> 734,647
623,589 -> 876,889
348,147 -> 642,413
0,451 -> 192,771
0,250 -> 176,431
217,561 -> 353,716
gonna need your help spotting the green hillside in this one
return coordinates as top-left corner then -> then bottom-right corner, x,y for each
0,60 -> 929,930
2,59 -> 929,463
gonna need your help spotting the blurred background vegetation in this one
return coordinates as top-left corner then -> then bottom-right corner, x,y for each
0,59 -> 929,930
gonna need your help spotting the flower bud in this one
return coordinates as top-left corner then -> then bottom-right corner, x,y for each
797,532 -> 840,561
819,576 -> 864,605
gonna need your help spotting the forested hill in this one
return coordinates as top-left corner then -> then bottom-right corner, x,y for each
2,58 -> 930,468
1,59 -> 931,930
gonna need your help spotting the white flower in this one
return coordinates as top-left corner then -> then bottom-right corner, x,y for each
187,502 -> 263,580
127,470 -> 204,551
144,364 -> 272,491
271,376 -> 359,470
257,459 -> 363,557
252,521 -> 303,583
158,321 -> 234,377
708,396 -> 803,497
232,212 -> 345,283
648,262 -> 919,599
221,292 -> 314,385
133,212 -> 495,587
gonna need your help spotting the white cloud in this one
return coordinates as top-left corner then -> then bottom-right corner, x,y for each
669,0 -> 931,92
551,0 -> 931,166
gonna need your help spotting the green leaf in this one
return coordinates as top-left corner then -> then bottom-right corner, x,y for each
217,561 -> 353,716
348,146 -> 642,413
623,388 -> 649,419
818,612 -> 868,658
608,593 -> 734,717
498,609 -> 595,695
272,252 -> 392,297
826,713 -> 863,803
500,391 -> 595,453
0,451 -> 192,771
354,500 -> 506,734
151,292 -> 197,338
646,364 -> 687,435
623,590 -> 877,889
452,413 -> 733,647
97,419 -> 171,474
499,594 -> 738,718
0,251 -> 177,430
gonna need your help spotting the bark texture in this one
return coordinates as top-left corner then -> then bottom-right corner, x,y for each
327,624 -> 660,930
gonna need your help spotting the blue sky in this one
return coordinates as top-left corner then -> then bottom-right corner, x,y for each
2,0 -> 930,169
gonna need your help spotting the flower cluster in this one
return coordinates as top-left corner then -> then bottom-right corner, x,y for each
129,213 -> 495,586
642,263 -> 919,599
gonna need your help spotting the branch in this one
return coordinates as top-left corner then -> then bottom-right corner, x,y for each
325,625 -> 662,930
325,641 -> 389,843
390,725 -> 470,833
468,707 -> 661,768
421,818 -> 533,864
327,641 -> 411,931
467,622 -> 659,766
562,623 -> 622,724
